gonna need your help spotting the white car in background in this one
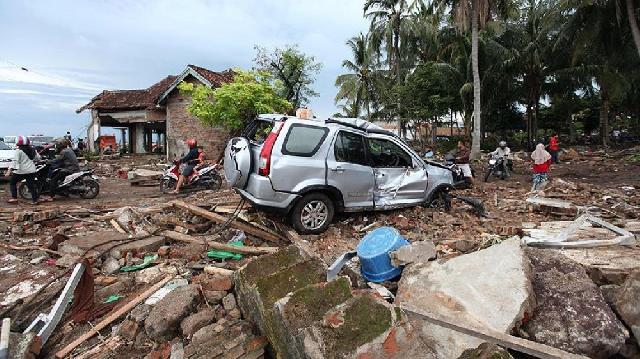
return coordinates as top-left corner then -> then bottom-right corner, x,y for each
0,141 -> 16,177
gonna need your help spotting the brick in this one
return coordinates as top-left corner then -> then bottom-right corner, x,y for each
166,87 -> 228,162
244,336 -> 268,353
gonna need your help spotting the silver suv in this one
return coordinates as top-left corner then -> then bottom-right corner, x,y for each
224,115 -> 455,234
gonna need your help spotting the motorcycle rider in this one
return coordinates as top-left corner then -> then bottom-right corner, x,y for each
5,136 -> 40,204
454,140 -> 473,185
490,140 -> 513,172
172,139 -> 200,194
43,139 -> 80,201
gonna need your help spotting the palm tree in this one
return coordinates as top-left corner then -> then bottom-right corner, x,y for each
558,0 -> 637,146
427,0 -> 514,158
626,0 -> 640,58
364,0 -> 415,134
335,33 -> 377,120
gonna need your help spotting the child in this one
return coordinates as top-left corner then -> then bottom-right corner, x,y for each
531,143 -> 552,192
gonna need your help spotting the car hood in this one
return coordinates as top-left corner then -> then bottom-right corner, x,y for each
0,150 -> 15,160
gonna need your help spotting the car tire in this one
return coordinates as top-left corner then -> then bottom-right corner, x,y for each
291,193 -> 334,234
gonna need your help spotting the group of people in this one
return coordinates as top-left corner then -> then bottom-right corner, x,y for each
450,134 -> 560,191
5,136 -> 80,204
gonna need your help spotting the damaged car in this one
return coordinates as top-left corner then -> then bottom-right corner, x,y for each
224,115 -> 456,234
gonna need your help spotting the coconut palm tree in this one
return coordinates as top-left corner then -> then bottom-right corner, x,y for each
427,0 -> 515,158
335,33 -> 378,120
364,0 -> 415,134
558,0 -> 638,146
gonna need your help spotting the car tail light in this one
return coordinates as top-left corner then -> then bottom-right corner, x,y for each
258,121 -> 284,176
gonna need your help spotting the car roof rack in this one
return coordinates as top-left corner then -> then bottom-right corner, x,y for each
324,118 -> 397,137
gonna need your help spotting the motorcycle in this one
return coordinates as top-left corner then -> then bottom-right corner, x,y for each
484,155 -> 510,182
444,154 -> 473,189
160,161 -> 222,194
19,162 -> 100,200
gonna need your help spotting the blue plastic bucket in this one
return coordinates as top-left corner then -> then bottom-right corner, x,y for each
356,226 -> 410,283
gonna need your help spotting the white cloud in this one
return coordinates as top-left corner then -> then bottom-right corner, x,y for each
0,0 -> 370,134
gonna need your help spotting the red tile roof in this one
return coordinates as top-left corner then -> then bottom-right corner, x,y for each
77,65 -> 233,113
188,65 -> 235,87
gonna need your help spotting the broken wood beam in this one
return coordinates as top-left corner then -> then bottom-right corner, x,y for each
172,200 -> 283,244
402,305 -> 588,359
161,230 -> 278,255
0,243 -> 61,256
55,275 -> 173,359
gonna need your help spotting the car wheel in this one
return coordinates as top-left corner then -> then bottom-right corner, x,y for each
291,193 -> 334,234
429,190 -> 452,211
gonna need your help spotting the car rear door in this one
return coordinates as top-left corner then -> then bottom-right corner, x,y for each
367,135 -> 428,209
326,130 -> 375,211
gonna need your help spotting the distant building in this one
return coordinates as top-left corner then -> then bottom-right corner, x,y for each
77,65 -> 234,159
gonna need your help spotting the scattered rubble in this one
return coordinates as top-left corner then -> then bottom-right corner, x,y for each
0,148 -> 637,358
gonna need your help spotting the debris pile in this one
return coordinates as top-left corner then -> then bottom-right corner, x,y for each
0,147 -> 638,358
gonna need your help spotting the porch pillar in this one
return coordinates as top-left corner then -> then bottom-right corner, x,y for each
88,110 -> 101,152
135,123 -> 145,153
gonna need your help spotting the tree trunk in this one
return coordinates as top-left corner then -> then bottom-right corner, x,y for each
599,83 -> 610,147
526,105 -> 533,149
568,114 -> 577,144
450,110 -> 454,136
394,27 -> 404,137
470,0 -> 482,159
627,0 -> 640,59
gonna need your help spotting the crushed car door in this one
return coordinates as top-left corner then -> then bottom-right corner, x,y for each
367,136 -> 428,209
326,130 -> 375,211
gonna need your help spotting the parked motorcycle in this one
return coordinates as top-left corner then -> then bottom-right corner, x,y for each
19,162 -> 100,200
160,161 -> 222,194
484,155 -> 510,182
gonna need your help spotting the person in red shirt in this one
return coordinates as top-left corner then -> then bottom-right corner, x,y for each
547,133 -> 560,164
531,143 -> 552,191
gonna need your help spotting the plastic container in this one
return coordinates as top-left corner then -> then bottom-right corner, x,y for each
356,226 -> 410,283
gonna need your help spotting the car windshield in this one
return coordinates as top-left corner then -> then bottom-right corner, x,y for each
0,142 -> 11,150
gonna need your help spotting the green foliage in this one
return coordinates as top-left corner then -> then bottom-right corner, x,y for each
253,45 -> 322,110
178,70 -> 292,131
337,0 -> 640,147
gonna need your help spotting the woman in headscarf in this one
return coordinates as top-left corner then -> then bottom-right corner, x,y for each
531,143 -> 552,191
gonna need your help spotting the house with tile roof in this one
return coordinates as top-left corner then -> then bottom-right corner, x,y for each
77,65 -> 234,159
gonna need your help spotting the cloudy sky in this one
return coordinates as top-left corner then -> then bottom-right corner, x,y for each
0,0 -> 369,138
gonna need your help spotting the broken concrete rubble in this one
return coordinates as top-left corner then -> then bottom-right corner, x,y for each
614,270 -> 640,342
144,284 -> 199,341
395,239 -> 534,359
389,240 -> 436,267
523,248 -> 629,358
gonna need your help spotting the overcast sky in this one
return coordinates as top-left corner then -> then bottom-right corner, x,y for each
0,0 -> 369,138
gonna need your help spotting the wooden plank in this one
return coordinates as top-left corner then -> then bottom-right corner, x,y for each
55,276 -> 174,359
110,219 -> 127,234
161,230 -> 278,255
172,200 -> 283,244
401,305 -> 589,359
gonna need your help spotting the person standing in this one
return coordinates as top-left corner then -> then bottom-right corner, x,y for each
531,143 -> 552,192
5,136 -> 40,204
454,140 -> 473,185
547,133 -> 560,164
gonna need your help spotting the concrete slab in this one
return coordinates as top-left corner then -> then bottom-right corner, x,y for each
395,239 -> 534,359
58,231 -> 165,258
